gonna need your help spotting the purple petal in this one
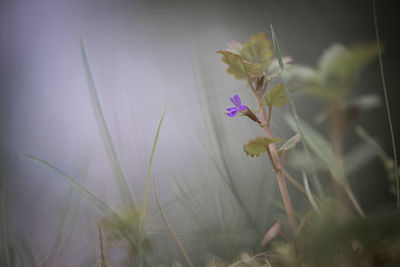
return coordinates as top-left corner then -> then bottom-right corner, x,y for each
226,109 -> 238,117
225,107 -> 237,112
239,105 -> 247,111
234,94 -> 241,106
230,96 -> 238,106
230,94 -> 241,107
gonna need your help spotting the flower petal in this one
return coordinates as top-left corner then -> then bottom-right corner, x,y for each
234,94 -> 241,106
230,96 -> 238,106
226,107 -> 237,112
239,105 -> 247,111
226,109 -> 238,117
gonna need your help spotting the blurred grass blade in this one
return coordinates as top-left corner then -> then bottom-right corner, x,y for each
80,39 -> 135,207
14,234 -> 36,267
23,154 -> 137,247
98,224 -> 110,267
140,103 -> 167,230
270,25 -> 324,198
373,0 -> 399,209
49,155 -> 89,264
302,172 -> 320,213
1,165 -> 11,267
356,126 -> 390,162
154,176 -> 194,267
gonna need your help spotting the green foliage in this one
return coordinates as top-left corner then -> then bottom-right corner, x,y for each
240,33 -> 274,73
259,83 -> 288,108
218,32 -> 286,82
288,43 -> 378,101
23,154 -> 140,248
318,43 -> 379,89
277,133 -> 301,157
243,137 -> 284,157
356,126 -> 399,196
217,51 -> 263,80
266,57 -> 292,81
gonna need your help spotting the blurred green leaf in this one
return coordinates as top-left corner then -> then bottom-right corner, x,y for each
217,50 -> 263,80
260,83 -> 288,108
244,137 -> 284,157
344,143 -> 376,175
318,43 -> 378,89
278,133 -> 301,157
240,33 -> 274,73
266,56 -> 292,80
288,43 -> 378,101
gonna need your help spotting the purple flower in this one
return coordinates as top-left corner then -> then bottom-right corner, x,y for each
226,94 -> 247,117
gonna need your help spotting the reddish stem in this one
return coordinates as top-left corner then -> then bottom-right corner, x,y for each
257,96 -> 298,232
281,150 -> 287,169
278,230 -> 294,246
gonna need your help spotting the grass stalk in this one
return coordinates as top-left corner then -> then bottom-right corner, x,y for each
139,103 -> 167,232
372,0 -> 399,210
98,224 -> 110,267
270,25 -> 324,198
153,176 -> 194,267
80,40 -> 135,207
136,103 -> 166,266
23,154 -> 138,248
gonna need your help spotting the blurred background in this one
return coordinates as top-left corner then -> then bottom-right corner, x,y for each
0,0 -> 399,265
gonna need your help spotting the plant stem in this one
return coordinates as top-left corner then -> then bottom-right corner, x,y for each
270,25 -> 324,198
153,177 -> 194,267
257,96 -> 298,232
373,0 -> 399,210
329,103 -> 365,218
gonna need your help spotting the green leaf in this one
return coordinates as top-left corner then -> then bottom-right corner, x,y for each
244,137 -> 284,157
227,40 -> 243,54
260,83 -> 288,108
278,133 -> 302,156
266,56 -> 292,81
240,33 -> 274,73
217,50 -> 263,80
318,43 -> 378,89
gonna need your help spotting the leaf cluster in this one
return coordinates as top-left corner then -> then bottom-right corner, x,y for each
288,43 -> 379,101
218,33 -> 291,83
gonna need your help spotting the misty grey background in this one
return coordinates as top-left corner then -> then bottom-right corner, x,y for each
1,0 -> 399,265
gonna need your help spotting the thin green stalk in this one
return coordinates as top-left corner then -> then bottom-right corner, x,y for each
270,25 -> 324,198
136,103 -> 167,265
302,172 -> 320,213
0,166 -> 10,267
372,0 -> 399,210
80,40 -> 135,207
140,103 -> 167,228
23,154 -> 138,248
98,224 -> 110,267
153,176 -> 194,267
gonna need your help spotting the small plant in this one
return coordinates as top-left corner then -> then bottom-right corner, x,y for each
216,27 -> 400,266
